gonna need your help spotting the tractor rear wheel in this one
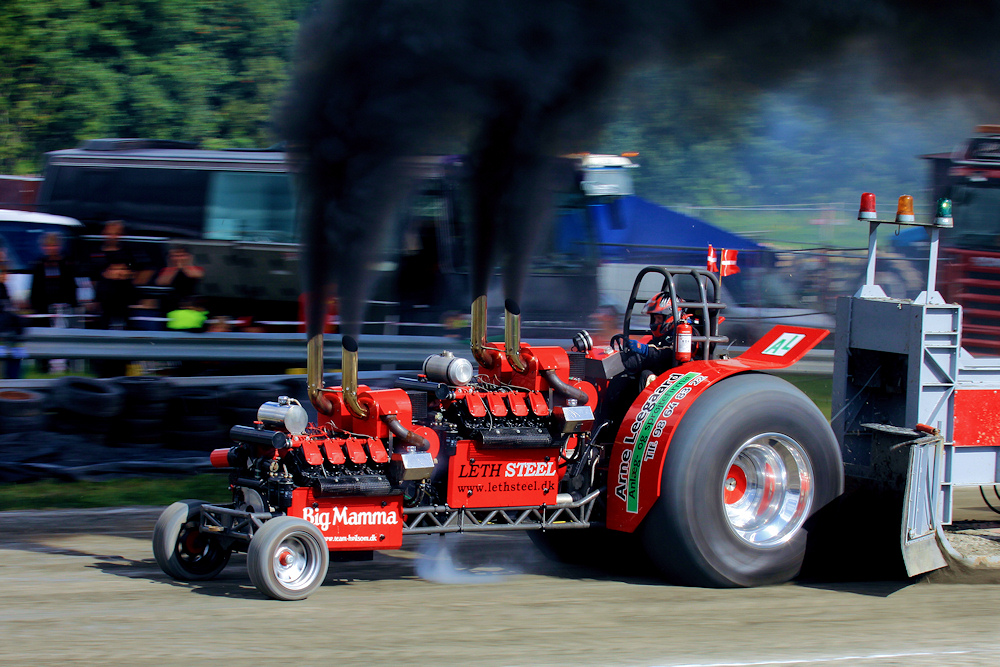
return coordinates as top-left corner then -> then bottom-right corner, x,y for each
641,373 -> 842,587
247,516 -> 329,600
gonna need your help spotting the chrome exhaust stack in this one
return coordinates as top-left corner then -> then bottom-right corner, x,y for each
504,298 -> 528,373
341,335 -> 369,419
307,333 -> 333,415
470,294 -> 497,369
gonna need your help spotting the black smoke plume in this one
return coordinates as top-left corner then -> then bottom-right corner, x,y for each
277,0 -> 1000,339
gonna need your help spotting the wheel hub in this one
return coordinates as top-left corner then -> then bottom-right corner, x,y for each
722,432 -> 813,547
723,465 -> 748,504
272,535 -> 319,590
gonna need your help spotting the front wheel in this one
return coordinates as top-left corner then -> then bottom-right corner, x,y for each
153,500 -> 232,581
247,516 -> 329,600
641,373 -> 843,587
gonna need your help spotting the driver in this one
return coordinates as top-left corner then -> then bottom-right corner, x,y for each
621,291 -> 683,376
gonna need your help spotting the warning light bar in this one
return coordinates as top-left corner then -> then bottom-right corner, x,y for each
934,198 -> 954,228
856,192 -> 951,228
896,195 -> 915,223
858,192 -> 877,220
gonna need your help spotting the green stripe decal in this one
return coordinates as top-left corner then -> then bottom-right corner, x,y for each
626,371 -> 699,513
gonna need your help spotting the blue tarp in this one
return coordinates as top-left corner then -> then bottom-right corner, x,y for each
557,195 -> 771,268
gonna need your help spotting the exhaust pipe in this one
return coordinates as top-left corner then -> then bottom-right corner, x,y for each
504,299 -> 527,373
383,414 -> 430,451
341,335 -> 369,419
470,294 -> 498,369
307,333 -> 333,415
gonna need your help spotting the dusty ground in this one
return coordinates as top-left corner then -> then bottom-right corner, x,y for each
2,490 -> 1000,666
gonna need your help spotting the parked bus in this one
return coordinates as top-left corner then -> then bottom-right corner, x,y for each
37,140 -> 638,331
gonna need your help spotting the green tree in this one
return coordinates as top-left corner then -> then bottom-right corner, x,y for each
596,62 -> 761,207
0,0 -> 309,174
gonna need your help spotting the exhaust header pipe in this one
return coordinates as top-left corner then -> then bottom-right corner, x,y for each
504,299 -> 527,373
470,294 -> 498,369
341,335 -> 369,419
307,334 -> 333,415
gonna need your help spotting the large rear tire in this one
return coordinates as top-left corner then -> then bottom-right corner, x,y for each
247,516 -> 329,601
641,373 -> 843,587
153,500 -> 232,581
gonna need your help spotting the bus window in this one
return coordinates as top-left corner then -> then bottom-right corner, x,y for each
204,171 -> 297,243
950,184 -> 1000,249
44,166 -> 113,222
117,168 -> 208,235
44,166 -> 209,237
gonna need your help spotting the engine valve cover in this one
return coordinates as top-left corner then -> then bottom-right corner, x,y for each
473,426 -> 553,449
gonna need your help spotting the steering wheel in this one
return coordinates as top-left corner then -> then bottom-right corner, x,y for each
609,333 -> 630,352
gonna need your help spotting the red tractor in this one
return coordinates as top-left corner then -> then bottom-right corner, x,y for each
154,266 -> 842,600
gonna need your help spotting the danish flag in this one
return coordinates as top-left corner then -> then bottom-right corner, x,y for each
707,245 -> 739,277
720,248 -> 740,277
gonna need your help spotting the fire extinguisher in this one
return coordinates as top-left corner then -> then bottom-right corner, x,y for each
675,318 -> 693,363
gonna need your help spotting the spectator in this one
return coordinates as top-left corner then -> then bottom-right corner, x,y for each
154,245 -> 204,315
29,233 -> 78,373
166,297 -> 209,332
87,220 -> 152,329
234,315 -> 266,333
440,310 -> 468,338
0,246 -> 24,379
29,232 -> 78,326
205,316 -> 232,332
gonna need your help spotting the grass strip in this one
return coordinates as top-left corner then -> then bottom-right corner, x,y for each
0,473 -> 230,511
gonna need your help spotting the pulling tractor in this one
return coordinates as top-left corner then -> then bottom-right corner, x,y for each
153,192 -> 993,599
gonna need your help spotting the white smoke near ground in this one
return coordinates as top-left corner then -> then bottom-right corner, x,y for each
413,535 -> 519,584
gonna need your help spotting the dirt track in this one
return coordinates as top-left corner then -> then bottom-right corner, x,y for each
2,492 -> 1000,667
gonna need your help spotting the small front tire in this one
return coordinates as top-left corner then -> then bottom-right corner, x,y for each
153,500 -> 232,581
247,516 -> 329,601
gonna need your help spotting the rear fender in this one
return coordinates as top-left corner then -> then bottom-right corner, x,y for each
606,326 -> 828,533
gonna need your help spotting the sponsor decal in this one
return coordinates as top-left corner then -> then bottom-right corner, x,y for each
302,506 -> 398,532
762,332 -> 805,357
617,372 -> 704,512
454,460 -> 558,496
291,491 -> 403,548
448,441 -> 561,507
456,480 -> 548,494
456,461 -> 557,479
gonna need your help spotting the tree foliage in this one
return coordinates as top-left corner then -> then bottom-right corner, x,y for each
598,47 -> 1000,207
3,1 -> 999,211
0,0 -> 309,173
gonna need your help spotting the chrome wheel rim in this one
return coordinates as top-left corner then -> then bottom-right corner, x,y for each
272,534 -> 321,591
722,432 -> 813,547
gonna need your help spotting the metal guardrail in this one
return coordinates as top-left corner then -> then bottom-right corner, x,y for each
6,327 -> 480,367
0,327 -> 835,374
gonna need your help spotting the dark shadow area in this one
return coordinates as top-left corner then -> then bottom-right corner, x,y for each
2,514 -> 936,600
796,578 -> 916,598
800,482 -> 911,585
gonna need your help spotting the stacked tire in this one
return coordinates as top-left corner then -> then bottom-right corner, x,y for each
0,390 -> 47,434
219,382 -> 285,431
108,376 -> 176,448
50,377 -> 124,443
165,388 -> 226,452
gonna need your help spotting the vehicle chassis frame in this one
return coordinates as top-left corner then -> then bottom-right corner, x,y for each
197,490 -> 601,546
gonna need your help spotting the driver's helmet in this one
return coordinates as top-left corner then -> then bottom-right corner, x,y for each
642,291 -> 675,338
